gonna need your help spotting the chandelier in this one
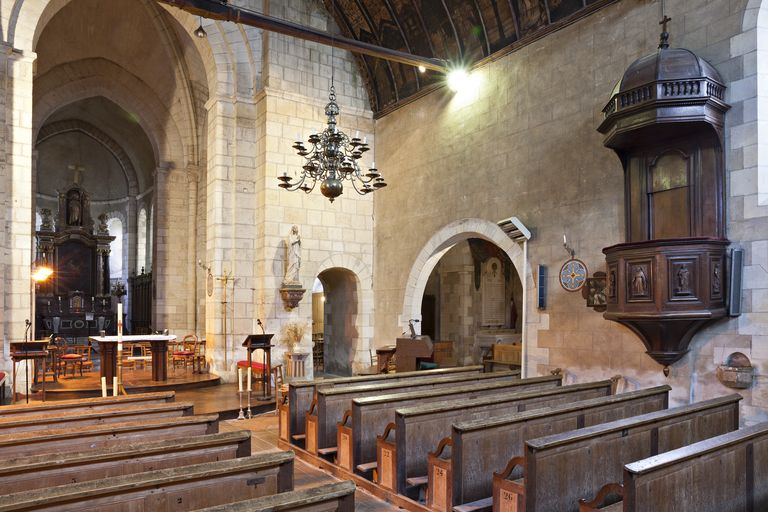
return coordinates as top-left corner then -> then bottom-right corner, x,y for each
279,82 -> 386,202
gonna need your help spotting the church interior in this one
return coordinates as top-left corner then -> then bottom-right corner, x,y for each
0,0 -> 767,510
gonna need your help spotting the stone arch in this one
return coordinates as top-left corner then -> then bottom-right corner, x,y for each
401,218 -> 538,375
313,253 -> 373,373
37,119 -> 140,196
34,59 -> 185,167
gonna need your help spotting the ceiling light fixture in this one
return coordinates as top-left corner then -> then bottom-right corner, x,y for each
194,16 -> 207,38
279,1 -> 386,202
447,67 -> 471,93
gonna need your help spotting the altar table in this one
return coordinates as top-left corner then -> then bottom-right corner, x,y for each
89,335 -> 177,382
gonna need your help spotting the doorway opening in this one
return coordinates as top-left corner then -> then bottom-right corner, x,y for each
316,268 -> 360,376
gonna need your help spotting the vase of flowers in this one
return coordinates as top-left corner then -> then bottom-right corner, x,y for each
281,321 -> 307,378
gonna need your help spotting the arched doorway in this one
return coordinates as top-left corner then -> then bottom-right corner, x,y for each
317,268 -> 359,376
421,239 -> 522,366
402,218 -> 535,376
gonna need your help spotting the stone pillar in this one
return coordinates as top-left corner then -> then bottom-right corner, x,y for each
152,163 -> 171,331
0,46 -> 36,392
187,166 -> 199,332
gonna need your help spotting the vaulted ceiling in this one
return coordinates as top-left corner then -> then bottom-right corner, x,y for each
322,0 -> 614,116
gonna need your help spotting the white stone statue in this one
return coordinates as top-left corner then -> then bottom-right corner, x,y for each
284,225 -> 302,285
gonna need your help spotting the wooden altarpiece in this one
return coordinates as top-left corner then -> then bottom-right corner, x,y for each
35,183 -> 116,339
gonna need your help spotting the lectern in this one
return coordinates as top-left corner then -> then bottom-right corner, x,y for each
242,334 -> 274,399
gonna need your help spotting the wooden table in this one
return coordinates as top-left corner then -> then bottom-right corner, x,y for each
90,335 -> 177,382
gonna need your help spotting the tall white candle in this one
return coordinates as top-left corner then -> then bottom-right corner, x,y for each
247,367 -> 252,392
101,376 -> 107,397
238,368 -> 243,392
117,303 -> 123,342
112,376 -> 118,396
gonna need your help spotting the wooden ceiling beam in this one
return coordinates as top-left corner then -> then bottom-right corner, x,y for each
156,0 -> 448,72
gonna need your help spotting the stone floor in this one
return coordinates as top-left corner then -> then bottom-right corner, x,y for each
220,413 -> 399,511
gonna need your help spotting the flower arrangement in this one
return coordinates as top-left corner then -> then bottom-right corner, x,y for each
280,321 -> 307,353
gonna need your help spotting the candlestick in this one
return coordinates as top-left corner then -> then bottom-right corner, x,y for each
101,377 -> 107,397
238,368 -> 243,393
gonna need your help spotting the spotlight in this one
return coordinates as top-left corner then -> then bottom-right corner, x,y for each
418,65 -> 426,73
447,68 -> 470,93
194,16 -> 207,38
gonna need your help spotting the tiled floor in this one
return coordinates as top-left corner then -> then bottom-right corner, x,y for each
221,414 -> 399,511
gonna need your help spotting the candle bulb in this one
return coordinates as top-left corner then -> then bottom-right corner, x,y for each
355,130 -> 360,139
101,376 -> 107,397
247,367 -> 252,392
371,161 -> 376,169
563,234 -> 567,245
238,368 -> 243,392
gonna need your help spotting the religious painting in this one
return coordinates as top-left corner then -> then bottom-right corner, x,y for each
56,240 -> 94,296
584,272 -> 607,310
668,257 -> 698,302
626,261 -> 652,302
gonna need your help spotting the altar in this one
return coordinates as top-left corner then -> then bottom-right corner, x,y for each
89,335 -> 177,382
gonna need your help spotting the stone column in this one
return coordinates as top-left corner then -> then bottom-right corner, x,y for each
152,163 -> 170,330
187,166 -> 199,332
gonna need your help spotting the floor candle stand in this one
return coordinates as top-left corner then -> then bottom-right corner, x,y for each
246,390 -> 253,419
237,390 -> 246,420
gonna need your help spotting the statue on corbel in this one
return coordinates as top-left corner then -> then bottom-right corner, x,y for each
280,224 -> 306,310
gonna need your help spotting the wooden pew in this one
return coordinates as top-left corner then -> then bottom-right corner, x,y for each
308,370 -> 521,455
580,420 -> 768,512
0,414 -> 219,458
495,394 -> 742,512
337,374 -> 563,475
283,365 -> 482,443
0,452 -> 294,512
196,480 -> 356,512
0,430 -> 251,493
482,343 -> 521,372
0,401 -> 194,435
428,385 -> 672,512
0,391 -> 176,418
382,378 -> 620,496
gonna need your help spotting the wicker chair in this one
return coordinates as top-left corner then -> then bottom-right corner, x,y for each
172,334 -> 198,370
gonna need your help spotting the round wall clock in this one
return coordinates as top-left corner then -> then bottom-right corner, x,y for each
206,270 -> 214,297
560,259 -> 588,292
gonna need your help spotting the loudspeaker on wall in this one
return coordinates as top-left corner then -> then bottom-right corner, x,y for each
728,248 -> 743,317
537,265 -> 546,309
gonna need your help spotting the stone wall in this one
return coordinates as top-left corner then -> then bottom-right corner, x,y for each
374,0 -> 768,424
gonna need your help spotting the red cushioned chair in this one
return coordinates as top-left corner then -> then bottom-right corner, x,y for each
236,358 -> 267,389
0,371 -> 6,404
60,345 -> 93,377
172,334 -> 197,371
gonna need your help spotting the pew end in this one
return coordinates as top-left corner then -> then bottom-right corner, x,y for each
578,482 -> 624,511
376,422 -> 397,489
336,409 -> 354,470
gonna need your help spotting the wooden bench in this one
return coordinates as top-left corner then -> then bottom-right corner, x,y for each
0,401 -> 195,435
283,366 -> 482,443
337,374 -> 563,474
482,343 -> 521,372
0,414 -> 219,458
495,394 -> 742,512
381,378 -> 619,496
0,430 -> 251,493
307,370 -> 520,455
195,480 -> 356,511
428,385 -> 671,511
580,419 -> 768,512
0,391 -> 176,418
0,452 -> 294,511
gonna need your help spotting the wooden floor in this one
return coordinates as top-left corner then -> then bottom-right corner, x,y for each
221,414 -> 398,511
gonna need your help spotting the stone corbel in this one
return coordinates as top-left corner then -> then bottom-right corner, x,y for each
279,284 -> 306,310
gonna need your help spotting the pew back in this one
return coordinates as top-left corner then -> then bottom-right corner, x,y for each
445,385 -> 670,509
0,414 -> 219,458
525,394 -> 742,512
346,375 -> 563,472
310,370 -> 520,451
621,421 -> 768,512
0,402 -> 194,435
0,430 -> 252,494
284,366 -> 482,441
389,379 -> 617,494
0,452 -> 293,512
196,481 -> 356,512
0,392 -> 176,418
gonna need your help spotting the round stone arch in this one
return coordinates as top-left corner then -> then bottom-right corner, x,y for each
400,218 -> 538,375
34,59 -> 185,167
312,253 -> 373,374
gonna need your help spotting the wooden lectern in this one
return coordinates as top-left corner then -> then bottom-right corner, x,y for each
242,334 -> 274,399
10,341 -> 49,403
395,336 -> 433,372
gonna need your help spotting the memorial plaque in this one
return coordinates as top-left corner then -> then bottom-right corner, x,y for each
482,257 -> 506,325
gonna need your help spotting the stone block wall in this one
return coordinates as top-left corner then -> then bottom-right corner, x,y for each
374,0 -> 768,423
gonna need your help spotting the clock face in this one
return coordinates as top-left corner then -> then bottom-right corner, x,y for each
560,259 -> 588,292
206,271 -> 214,297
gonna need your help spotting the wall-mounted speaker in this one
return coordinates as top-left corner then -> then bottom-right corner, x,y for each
537,265 -> 546,309
728,248 -> 743,317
